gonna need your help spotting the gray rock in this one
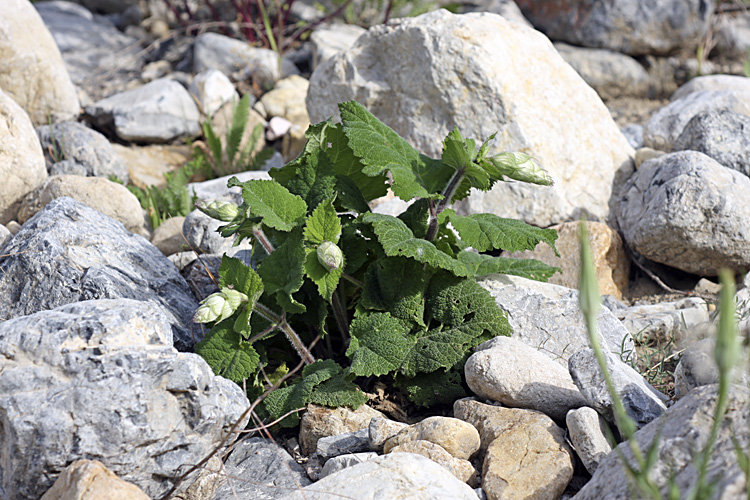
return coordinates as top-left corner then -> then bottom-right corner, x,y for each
671,75 -> 750,102
86,78 -> 201,143
515,0 -> 712,56
466,336 -> 587,421
615,297 -> 711,346
459,0 -> 533,27
316,428 -> 371,459
569,349 -> 668,432
35,0 -> 143,101
565,406 -> 613,474
189,69 -> 237,117
285,453 -> 479,500
310,23 -> 366,70
307,10 -> 634,228
181,254 -> 221,302
213,437 -> 311,500
643,90 -> 750,152
574,385 -> 749,500
48,159 -> 87,177
477,274 -> 635,367
0,0 -> 80,125
621,124 -> 644,149
0,197 -> 200,351
0,224 -> 11,249
369,417 -> 409,452
0,299 -> 248,500
188,170 -> 271,202
193,32 -> 298,90
183,209 -> 235,255
37,121 -> 128,182
714,12 -> 750,59
554,42 -> 650,99
617,151 -> 750,276
320,453 -> 379,479
674,338 -> 720,399
672,109 -> 750,177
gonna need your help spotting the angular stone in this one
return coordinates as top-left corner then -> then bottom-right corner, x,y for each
316,428 -> 370,459
382,416 -> 480,460
388,440 -> 477,485
310,23 -> 366,69
515,0 -> 712,56
86,78 -> 200,143
151,216 -> 188,256
299,403 -> 385,456
0,88 -> 48,224
565,406 -> 613,474
477,274 -> 634,367
213,437 -> 311,500
307,10 -> 633,228
673,338 -> 725,399
617,151 -> 750,276
574,385 -> 749,499
670,74 -> 750,102
466,337 -> 587,421
113,143 -> 192,190
0,0 -> 80,125
672,109 -> 750,177
460,0 -> 533,27
168,456 -> 224,500
39,460 -> 150,500
504,221 -> 629,300
715,11 -> 750,58
368,417 -> 409,452
189,69 -> 237,117
286,453 -> 479,500
481,405 -> 575,500
320,452 -> 379,479
0,224 -> 10,249
569,348 -> 668,431
643,90 -> 750,151
615,297 -> 711,346
0,299 -> 248,499
17,175 -> 146,235
0,197 -> 200,351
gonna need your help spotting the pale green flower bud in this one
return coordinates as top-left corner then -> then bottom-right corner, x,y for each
317,241 -> 343,272
220,287 -> 248,311
193,288 -> 248,324
487,152 -> 554,186
195,200 -> 240,222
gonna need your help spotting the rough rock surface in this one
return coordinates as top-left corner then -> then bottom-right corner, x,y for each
320,453 -> 378,479
515,0 -> 712,56
285,453 -> 479,500
477,274 -> 634,367
466,336 -> 587,421
574,385 -> 749,499
316,429 -> 370,459
615,297 -> 711,346
673,338 -> 722,399
307,10 -> 634,227
0,0 -> 80,125
617,151 -> 750,276
299,403 -> 385,455
0,197 -> 200,351
39,460 -> 150,500
213,437 -> 311,500
383,416 -> 480,460
368,417 -> 409,452
0,88 -> 48,224
0,299 -> 248,500
388,440 -> 477,485
565,407 -> 613,474
670,74 -> 750,102
310,23 -> 366,69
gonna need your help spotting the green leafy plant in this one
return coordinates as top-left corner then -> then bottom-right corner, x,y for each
128,162 -> 200,229
193,101 -> 560,426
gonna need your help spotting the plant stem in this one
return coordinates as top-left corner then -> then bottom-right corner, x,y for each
253,226 -> 275,253
425,166 -> 466,242
331,286 -> 349,339
253,301 -> 315,364
341,272 -> 363,289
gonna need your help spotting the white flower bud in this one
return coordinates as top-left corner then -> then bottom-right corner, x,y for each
195,200 -> 240,222
317,241 -> 344,272
487,152 -> 553,186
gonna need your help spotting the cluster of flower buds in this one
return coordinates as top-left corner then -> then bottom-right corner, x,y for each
487,152 -> 554,186
195,200 -> 241,222
193,287 -> 249,323
317,241 -> 344,272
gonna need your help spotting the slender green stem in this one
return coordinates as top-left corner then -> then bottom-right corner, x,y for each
426,166 -> 466,242
253,226 -> 275,254
341,272 -> 363,289
253,301 -> 315,364
331,286 -> 349,339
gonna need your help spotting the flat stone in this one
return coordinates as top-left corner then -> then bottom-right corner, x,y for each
213,437 -> 311,500
565,406 -> 613,474
382,416 -> 480,460
569,348 -> 669,432
476,274 -> 634,367
316,428 -> 371,459
299,403 -> 385,456
151,216 -> 188,256
189,69 -> 237,117
615,297 -> 711,346
670,74 -> 750,102
368,417 -> 409,452
388,440 -> 477,485
320,452 -> 378,479
466,336 -> 587,421
39,460 -> 150,500
113,143 -> 193,190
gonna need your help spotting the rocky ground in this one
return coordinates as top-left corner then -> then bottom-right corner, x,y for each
2,0 -> 750,499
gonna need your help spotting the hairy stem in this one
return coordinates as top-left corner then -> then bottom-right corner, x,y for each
253,226 -> 275,254
253,301 -> 315,364
331,286 -> 349,339
341,272 -> 363,289
425,166 -> 465,242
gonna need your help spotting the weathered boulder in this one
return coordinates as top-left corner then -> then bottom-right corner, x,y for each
0,0 -> 80,125
299,403 -> 385,455
0,299 -> 248,500
565,406 -> 613,474
0,88 -> 48,224
388,441 -> 477,485
515,0 -> 713,56
671,75 -> 750,102
0,197 -> 200,351
39,460 -> 150,500
310,23 -> 366,70
382,416 -> 480,460
617,151 -> 750,276
307,9 -> 634,227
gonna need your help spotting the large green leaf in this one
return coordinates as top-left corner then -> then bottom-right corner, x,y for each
304,200 -> 341,245
219,255 -> 264,304
395,369 -> 467,407
228,178 -> 307,231
457,251 -> 559,282
257,229 -> 306,314
339,101 -> 453,201
194,320 -> 260,383
361,257 -> 428,326
346,312 -> 416,377
309,371 -> 368,409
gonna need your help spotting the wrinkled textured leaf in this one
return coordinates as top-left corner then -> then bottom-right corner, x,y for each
457,251 -> 559,282
228,177 -> 307,231
395,369 -> 467,407
346,312 -> 416,377
397,199 -> 430,239
257,229 -> 306,314
361,257 -> 428,326
309,372 -> 368,409
194,320 -> 260,383
304,200 -> 341,245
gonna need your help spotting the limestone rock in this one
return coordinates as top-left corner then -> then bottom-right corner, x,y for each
382,416 -> 480,460
565,407 -> 613,474
669,338 -> 750,400
151,216 -> 188,256
477,274 -> 634,367
86,78 -> 200,143
465,336 -> 587,421
299,403 -> 385,455
368,417 -> 409,452
316,428 -> 370,459
0,88 -> 48,224
113,143 -> 192,190
189,69 -> 237,117
0,299 -> 248,500
40,460 -> 150,500
320,453 -> 378,479
388,440 -> 478,485
515,0 -> 712,56
0,0 -> 80,125
286,453 -> 479,500
670,74 -> 750,102
615,297 -> 711,346
307,10 -> 634,227
504,221 -> 629,300
310,23 -> 366,69
167,456 -> 224,500
617,151 -> 750,276
17,175 -> 146,235
0,197 -> 200,351
714,12 -> 750,59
